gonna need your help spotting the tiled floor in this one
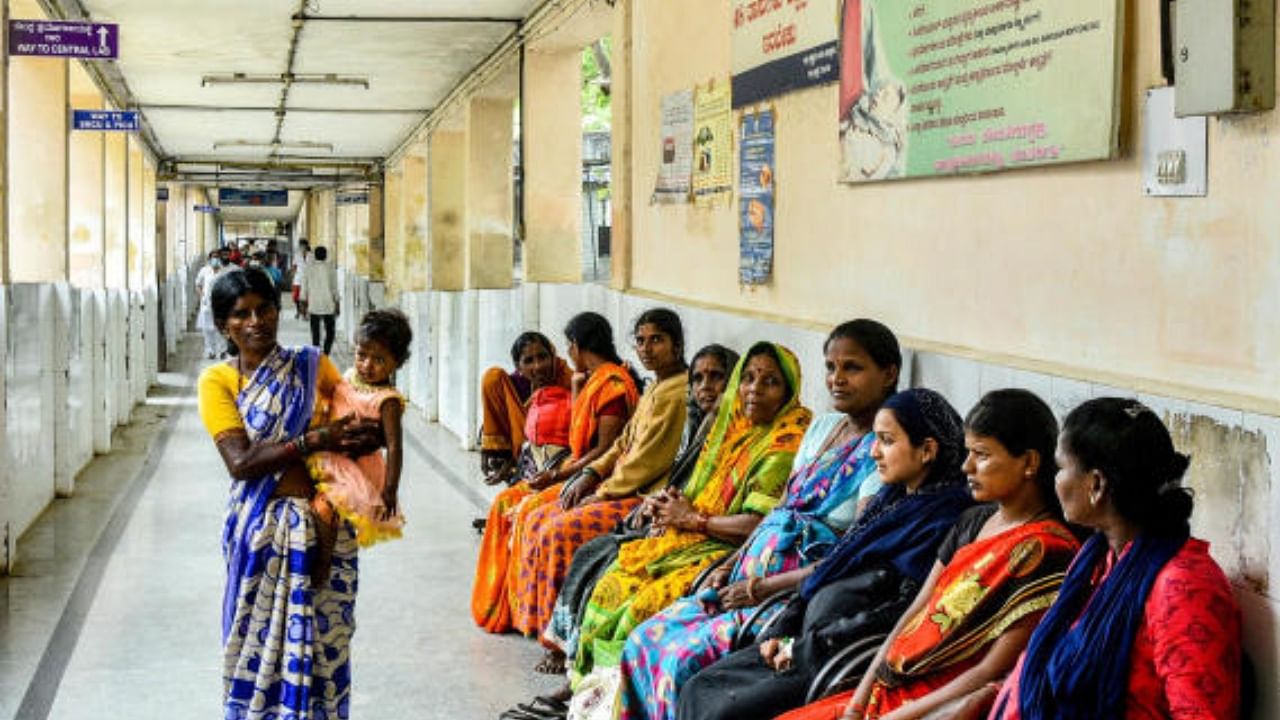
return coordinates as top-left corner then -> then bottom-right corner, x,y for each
0,311 -> 559,719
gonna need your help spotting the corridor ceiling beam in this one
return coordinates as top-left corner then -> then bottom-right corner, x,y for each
141,104 -> 430,115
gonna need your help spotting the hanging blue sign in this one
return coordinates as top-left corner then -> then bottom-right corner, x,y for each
194,205 -> 219,213
218,188 -> 288,207
8,19 -> 118,59
72,109 -> 139,131
156,187 -> 170,201
336,191 -> 369,205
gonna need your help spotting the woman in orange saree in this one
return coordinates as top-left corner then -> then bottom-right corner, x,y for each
472,312 -> 639,633
479,331 -> 574,485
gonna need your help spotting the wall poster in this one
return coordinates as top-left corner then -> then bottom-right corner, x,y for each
739,109 -> 776,286
838,0 -> 1123,183
732,0 -> 840,108
653,89 -> 695,204
692,80 -> 734,206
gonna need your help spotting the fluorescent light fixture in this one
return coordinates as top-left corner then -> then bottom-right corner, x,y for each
212,140 -> 335,152
201,72 -> 370,89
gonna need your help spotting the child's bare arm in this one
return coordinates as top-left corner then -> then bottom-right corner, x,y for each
379,398 -> 405,516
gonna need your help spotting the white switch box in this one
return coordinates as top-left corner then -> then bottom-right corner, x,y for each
1175,0 -> 1275,116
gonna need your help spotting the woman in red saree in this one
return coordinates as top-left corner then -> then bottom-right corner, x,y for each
777,389 -> 1081,720
479,331 -> 574,484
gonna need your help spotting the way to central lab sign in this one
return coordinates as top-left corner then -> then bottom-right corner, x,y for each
8,19 -> 118,59
72,110 -> 139,131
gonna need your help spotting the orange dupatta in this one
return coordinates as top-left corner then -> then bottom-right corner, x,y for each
567,362 -> 639,461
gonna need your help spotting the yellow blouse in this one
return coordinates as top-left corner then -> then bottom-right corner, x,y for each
198,354 -> 343,440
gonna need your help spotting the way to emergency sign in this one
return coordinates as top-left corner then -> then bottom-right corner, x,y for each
72,110 -> 138,131
8,19 -> 118,59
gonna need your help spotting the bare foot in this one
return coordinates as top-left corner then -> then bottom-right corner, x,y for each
533,649 -> 566,675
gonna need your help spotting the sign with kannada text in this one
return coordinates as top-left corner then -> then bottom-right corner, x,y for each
72,110 -> 139,131
838,0 -> 1122,183
8,19 -> 118,59
732,0 -> 840,108
218,188 -> 288,207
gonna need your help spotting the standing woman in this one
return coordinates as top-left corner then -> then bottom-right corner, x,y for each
990,398 -> 1241,720
472,311 -> 639,634
197,269 -> 383,720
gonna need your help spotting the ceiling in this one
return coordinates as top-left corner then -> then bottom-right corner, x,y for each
74,0 -> 540,218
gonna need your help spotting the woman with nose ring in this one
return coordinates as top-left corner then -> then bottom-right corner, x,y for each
197,268 -> 385,720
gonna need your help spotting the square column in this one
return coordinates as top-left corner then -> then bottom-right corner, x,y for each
401,144 -> 429,292
523,47 -> 583,283
428,129 -> 466,291
104,130 -> 127,288
465,97 -> 514,289
383,167 -> 404,295
7,51 -> 67,282
68,62 -> 105,289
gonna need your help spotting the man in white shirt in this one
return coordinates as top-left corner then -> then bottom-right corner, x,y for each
194,250 -> 227,358
301,245 -> 339,354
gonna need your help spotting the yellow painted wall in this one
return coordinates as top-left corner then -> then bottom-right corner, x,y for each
126,137 -> 144,290
402,146 -> 429,292
103,130 -> 127,288
142,162 -> 156,287
627,0 -> 1280,409
384,169 -> 404,295
68,62 -> 105,289
7,53 -> 67,283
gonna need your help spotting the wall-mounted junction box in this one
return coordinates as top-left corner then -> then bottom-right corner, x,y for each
1175,0 -> 1275,116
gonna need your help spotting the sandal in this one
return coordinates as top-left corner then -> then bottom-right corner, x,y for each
517,695 -> 569,716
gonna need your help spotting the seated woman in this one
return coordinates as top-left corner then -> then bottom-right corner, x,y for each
472,312 -> 640,634
988,397 -> 1241,720
616,320 -> 904,720
774,389 -> 1082,720
480,331 -> 574,485
541,344 -> 740,661
567,342 -> 814,714
676,388 -> 976,720
512,310 -> 697,663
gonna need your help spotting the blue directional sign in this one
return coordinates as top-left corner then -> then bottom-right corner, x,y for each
336,191 -> 369,205
218,188 -> 288,207
9,19 -> 118,59
156,187 -> 170,201
72,110 -> 139,131
194,205 -> 219,214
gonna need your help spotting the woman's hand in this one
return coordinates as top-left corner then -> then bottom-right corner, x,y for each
559,471 -> 602,509
650,489 -> 701,532
318,414 -> 384,457
760,637 -> 794,672
717,578 -> 763,610
379,488 -> 399,520
704,565 -> 732,591
839,684 -> 873,720
527,468 -> 559,491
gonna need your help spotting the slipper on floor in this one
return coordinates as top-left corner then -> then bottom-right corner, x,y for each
518,695 -> 569,715
499,708 -> 544,720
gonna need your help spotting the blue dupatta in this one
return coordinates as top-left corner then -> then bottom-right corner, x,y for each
731,422 -> 878,581
220,345 -> 319,642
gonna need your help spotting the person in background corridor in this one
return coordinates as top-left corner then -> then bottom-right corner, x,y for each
303,245 -> 339,355
195,249 -> 229,359
293,239 -> 311,319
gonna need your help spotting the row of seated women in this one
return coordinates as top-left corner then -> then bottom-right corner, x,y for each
471,310 -> 1242,720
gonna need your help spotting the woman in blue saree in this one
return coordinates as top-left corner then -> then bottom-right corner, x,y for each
198,268 -> 384,719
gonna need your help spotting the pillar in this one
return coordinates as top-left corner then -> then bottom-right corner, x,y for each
103,129 -> 126,288
7,43 -> 67,282
402,143 -> 429,292
523,47 -> 582,283
383,167 -> 404,295
610,1 -> 635,291
428,129 -> 467,291
68,62 -> 104,289
126,137 -> 144,290
368,184 -> 384,281
466,97 -> 514,288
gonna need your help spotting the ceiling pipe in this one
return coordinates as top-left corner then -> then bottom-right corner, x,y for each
142,103 -> 430,114
293,13 -> 521,24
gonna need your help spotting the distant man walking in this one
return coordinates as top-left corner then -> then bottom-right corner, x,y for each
292,239 -> 310,318
302,245 -> 339,355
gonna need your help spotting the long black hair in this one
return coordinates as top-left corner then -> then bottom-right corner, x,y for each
564,312 -> 623,365
210,268 -> 279,357
355,308 -> 413,365
1061,397 -> 1193,537
965,389 -> 1063,517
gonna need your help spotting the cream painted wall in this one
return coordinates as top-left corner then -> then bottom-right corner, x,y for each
523,47 -> 583,283
466,97 -> 514,289
126,138 -> 144,290
628,0 -> 1280,411
142,163 -> 156,287
103,131 -> 127,288
7,53 -> 67,283
401,145 -> 429,292
68,63 -> 105,289
429,130 -> 467,291
384,167 -> 404,295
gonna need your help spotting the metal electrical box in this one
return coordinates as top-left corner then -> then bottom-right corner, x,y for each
1175,0 -> 1275,116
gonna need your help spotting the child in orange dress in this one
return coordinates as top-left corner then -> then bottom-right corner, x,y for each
308,309 -> 413,582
